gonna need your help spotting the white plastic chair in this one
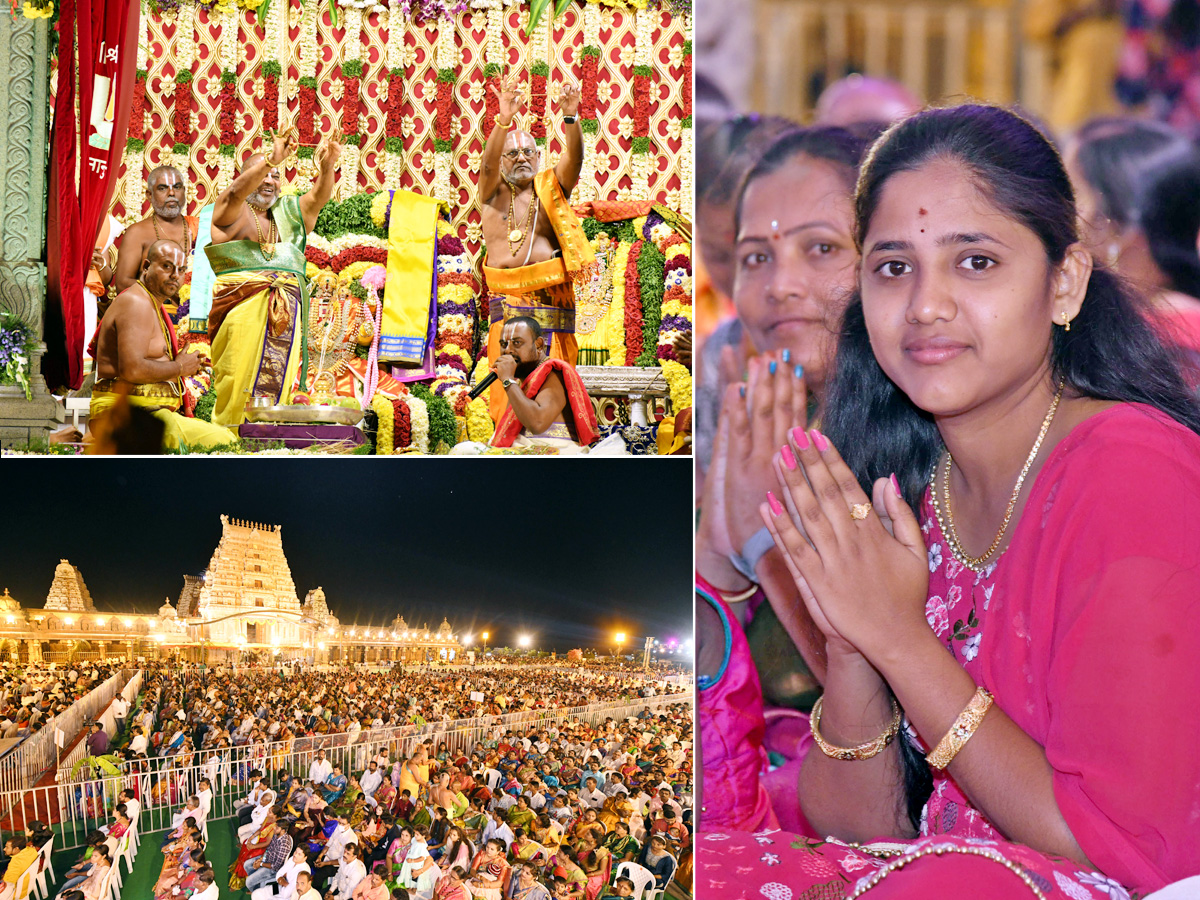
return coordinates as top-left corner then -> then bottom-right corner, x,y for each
39,837 -> 54,891
30,837 -> 53,900
109,832 -> 131,893
12,862 -> 36,900
484,768 -> 502,792
614,861 -> 655,900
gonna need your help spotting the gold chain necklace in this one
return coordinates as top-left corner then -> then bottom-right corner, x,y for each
930,382 -> 1064,573
152,213 -> 192,259
505,179 -> 537,253
247,201 -> 277,259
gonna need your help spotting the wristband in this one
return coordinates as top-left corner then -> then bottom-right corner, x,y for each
729,527 -> 774,583
562,115 -> 577,124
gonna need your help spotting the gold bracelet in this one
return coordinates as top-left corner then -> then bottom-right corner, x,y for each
810,695 -> 901,761
721,584 -> 758,603
926,687 -> 993,770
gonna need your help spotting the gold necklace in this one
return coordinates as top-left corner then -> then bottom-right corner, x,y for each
247,201 -> 277,259
505,180 -> 537,253
929,382 -> 1064,573
152,213 -> 192,259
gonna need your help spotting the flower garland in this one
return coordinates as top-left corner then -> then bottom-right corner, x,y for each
622,239 -> 644,365
578,3 -> 602,201
172,9 -> 197,170
656,239 -> 691,363
634,225 -> 666,366
372,392 -> 394,453
660,358 -> 690,412
124,58 -> 148,221
408,395 -> 430,452
479,0 -> 503,133
465,395 -> 493,443
340,56 -> 364,199
262,59 -> 281,133
216,10 -> 240,193
527,9 -> 549,143
679,13 -> 693,209
298,2 -> 320,162
432,233 -> 477,405
432,21 -> 457,205
606,241 -> 631,365
411,383 -> 458,450
392,397 -> 412,449
629,6 -> 654,201
384,5 -> 406,187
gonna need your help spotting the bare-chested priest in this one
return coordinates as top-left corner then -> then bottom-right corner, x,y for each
479,72 -> 595,423
205,129 -> 342,427
90,240 -> 236,452
114,166 -> 199,309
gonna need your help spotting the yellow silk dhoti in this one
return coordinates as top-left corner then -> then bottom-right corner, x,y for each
208,270 -> 305,427
89,387 -> 236,452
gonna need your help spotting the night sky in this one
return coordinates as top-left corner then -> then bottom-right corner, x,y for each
0,460 -> 694,654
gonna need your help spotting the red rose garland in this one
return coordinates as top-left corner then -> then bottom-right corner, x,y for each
435,68 -> 456,148
341,59 -> 364,144
385,68 -> 404,153
530,61 -> 548,141
298,77 -> 319,151
262,60 -> 281,133
623,240 -> 645,365
580,50 -> 599,120
483,71 -> 500,135
682,40 -> 692,122
172,70 -> 193,152
127,69 -> 147,146
393,398 -> 412,449
632,69 -> 651,140
218,74 -> 238,150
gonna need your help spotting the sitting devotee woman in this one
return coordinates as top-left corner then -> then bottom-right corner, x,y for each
154,847 -> 207,899
1065,117 -> 1200,358
465,839 -> 509,900
567,810 -> 604,853
600,823 -> 638,864
381,826 -> 414,890
433,866 -> 470,900
509,829 -> 543,867
699,104 -> 1200,898
230,812 -> 277,890
440,827 -> 474,873
580,846 -> 611,900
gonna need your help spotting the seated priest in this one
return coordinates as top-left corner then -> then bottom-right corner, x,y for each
488,316 -> 598,452
89,239 -> 236,452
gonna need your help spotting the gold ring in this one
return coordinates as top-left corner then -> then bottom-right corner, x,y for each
850,503 -> 872,521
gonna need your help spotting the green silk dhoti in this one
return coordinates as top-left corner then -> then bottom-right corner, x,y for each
206,196 -> 310,427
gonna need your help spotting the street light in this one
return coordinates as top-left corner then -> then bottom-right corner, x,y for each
481,631 -> 489,656
518,634 -> 531,649
614,632 -> 627,658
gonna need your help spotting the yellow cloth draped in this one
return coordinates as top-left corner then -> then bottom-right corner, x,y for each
381,190 -> 442,365
209,271 -> 304,427
89,389 -> 237,452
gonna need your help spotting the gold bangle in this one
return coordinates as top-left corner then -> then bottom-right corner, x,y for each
810,695 -> 901,761
722,584 -> 758,603
926,687 -> 993,770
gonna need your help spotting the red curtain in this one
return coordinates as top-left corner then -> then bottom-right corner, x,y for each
44,0 -> 139,391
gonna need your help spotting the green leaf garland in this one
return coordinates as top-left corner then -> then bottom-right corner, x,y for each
634,239 -> 666,367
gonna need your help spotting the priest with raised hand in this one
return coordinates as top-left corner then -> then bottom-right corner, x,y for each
205,128 -> 342,427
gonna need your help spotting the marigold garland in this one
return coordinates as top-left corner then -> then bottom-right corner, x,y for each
660,358 -> 691,412
606,242 -> 631,365
372,393 -> 394,454
465,395 -> 494,443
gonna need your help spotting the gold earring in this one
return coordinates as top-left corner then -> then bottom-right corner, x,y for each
1060,311 -> 1071,332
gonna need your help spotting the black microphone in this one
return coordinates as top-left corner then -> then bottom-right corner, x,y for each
468,371 -> 498,400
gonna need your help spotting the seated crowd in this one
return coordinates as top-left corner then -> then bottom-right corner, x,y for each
217,703 -> 693,900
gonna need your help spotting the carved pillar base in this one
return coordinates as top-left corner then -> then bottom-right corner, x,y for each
0,16 -> 60,448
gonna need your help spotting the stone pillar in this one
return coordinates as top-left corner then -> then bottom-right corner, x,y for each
25,640 -> 41,663
125,640 -> 134,662
96,640 -> 106,661
0,15 -> 62,447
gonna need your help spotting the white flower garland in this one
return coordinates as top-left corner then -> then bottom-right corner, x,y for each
583,1 -> 599,46
300,1 -> 319,80
634,6 -> 653,68
436,15 -> 457,70
307,233 -> 387,255
385,5 -> 404,70
408,396 -> 430,453
434,16 -> 458,206
384,152 -> 404,189
124,12 -> 151,222
217,153 -> 236,195
579,132 -> 598,203
485,3 -> 503,68
339,144 -> 360,200
220,8 -> 239,73
173,6 -> 197,173
342,6 -> 363,61
630,151 -> 652,202
433,148 -> 452,205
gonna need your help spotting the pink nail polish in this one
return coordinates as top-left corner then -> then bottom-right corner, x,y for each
890,473 -> 902,498
781,446 -> 797,470
791,427 -> 810,449
811,429 -> 829,452
766,491 -> 783,516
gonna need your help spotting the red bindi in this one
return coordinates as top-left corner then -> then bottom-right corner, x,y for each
918,208 -> 927,216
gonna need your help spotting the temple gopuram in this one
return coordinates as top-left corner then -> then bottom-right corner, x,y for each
0,516 -> 463,664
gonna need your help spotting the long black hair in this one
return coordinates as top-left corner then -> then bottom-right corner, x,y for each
821,104 -> 1200,829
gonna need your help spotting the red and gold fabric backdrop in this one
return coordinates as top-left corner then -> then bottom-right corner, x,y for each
111,0 -> 692,259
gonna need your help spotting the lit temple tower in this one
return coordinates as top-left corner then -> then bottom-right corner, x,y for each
195,516 -> 303,649
44,560 -> 96,612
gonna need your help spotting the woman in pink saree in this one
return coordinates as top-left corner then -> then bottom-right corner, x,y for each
698,105 -> 1200,898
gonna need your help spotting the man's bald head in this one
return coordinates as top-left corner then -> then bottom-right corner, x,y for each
244,154 -> 281,209
147,167 -> 186,220
501,129 -> 539,188
814,74 -> 920,128
140,240 -> 186,300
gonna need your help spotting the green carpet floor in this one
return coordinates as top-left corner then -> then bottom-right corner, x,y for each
118,819 -> 241,899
